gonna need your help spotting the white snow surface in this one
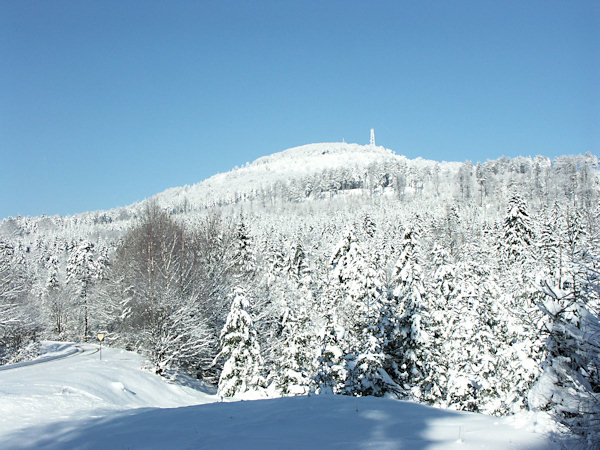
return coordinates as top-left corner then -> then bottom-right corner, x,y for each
152,142 -> 460,210
0,342 -> 559,449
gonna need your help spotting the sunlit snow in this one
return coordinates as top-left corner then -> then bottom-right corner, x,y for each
0,342 -> 558,449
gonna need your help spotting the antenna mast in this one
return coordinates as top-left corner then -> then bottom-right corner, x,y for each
370,128 -> 375,146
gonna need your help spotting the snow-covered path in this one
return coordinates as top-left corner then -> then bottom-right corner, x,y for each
0,342 -> 215,446
0,342 -> 560,449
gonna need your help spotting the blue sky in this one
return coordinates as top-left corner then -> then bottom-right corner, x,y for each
1,1 -> 598,218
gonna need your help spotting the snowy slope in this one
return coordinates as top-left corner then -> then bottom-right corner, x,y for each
0,342 -> 214,445
0,342 -> 560,449
152,142 -> 459,210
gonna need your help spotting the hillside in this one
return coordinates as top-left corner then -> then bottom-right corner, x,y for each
0,342 -> 559,449
1,141 -> 595,241
1,141 -> 460,239
152,142 -> 460,211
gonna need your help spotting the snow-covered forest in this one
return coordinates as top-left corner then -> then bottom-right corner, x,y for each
1,143 -> 599,444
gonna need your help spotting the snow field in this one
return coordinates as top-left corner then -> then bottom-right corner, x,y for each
0,342 -> 559,449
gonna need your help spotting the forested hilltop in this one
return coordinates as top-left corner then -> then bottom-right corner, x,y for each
1,143 -> 599,444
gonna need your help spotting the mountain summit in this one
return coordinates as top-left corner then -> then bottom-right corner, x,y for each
153,142 -> 452,212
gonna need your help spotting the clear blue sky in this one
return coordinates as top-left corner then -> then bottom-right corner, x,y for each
1,1 -> 598,218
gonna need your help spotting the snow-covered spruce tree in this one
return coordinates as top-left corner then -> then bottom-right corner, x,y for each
563,207 -> 588,296
216,286 -> 263,397
343,317 -> 391,397
421,243 -> 458,405
287,239 -> 311,288
65,240 -> 102,342
442,259 -> 498,412
493,206 -> 547,414
531,244 -> 600,445
329,226 -> 380,339
389,224 -> 430,399
273,302 -> 316,396
265,241 -> 317,395
499,193 -> 535,264
328,225 -> 390,396
539,203 -> 564,285
314,310 -> 347,394
264,235 -> 287,286
42,255 -> 69,337
362,213 -> 377,238
342,271 -> 389,397
231,217 -> 256,280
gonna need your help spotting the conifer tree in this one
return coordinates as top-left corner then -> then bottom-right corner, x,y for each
533,264 -> 600,446
216,287 -> 263,397
539,202 -> 564,284
232,218 -> 255,279
421,243 -> 457,404
43,255 -> 68,336
389,224 -> 429,397
314,310 -> 347,394
274,303 -> 315,395
66,240 -> 100,342
327,225 -> 390,395
500,194 -> 535,263
288,240 -> 311,288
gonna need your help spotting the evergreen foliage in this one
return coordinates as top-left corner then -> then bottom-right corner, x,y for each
216,287 -> 263,397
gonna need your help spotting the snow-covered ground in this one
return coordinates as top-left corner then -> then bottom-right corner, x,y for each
0,342 -> 560,449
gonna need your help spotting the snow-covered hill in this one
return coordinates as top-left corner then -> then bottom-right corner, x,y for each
151,142 -> 460,211
0,141 -> 462,240
0,342 -> 561,449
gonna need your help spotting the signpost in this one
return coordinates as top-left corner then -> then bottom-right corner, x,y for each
97,333 -> 105,360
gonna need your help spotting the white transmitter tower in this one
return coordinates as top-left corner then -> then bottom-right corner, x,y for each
370,128 -> 375,146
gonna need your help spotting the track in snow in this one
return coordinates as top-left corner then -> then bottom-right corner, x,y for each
0,343 -> 99,372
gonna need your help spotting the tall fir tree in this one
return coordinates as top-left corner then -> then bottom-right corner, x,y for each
273,301 -> 316,395
66,240 -> 100,342
216,286 -> 263,397
314,310 -> 347,395
389,224 -> 429,398
500,193 -> 535,264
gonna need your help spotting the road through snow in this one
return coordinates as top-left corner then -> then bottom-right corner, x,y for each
0,342 -> 93,372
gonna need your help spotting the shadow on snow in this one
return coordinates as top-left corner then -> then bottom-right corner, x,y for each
4,395 -> 550,449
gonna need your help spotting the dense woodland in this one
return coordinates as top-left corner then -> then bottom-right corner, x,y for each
1,147 -> 599,444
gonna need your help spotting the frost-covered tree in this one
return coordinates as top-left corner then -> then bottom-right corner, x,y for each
66,240 -> 101,342
287,240 -> 311,288
216,287 -> 263,397
147,294 -> 214,376
42,255 -> 69,336
326,225 -> 391,396
389,224 -> 429,397
0,240 -> 38,364
106,204 -> 218,375
232,217 -> 255,279
314,310 -> 347,395
499,194 -> 535,263
421,243 -> 457,404
272,303 -> 315,396
533,268 -> 600,446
